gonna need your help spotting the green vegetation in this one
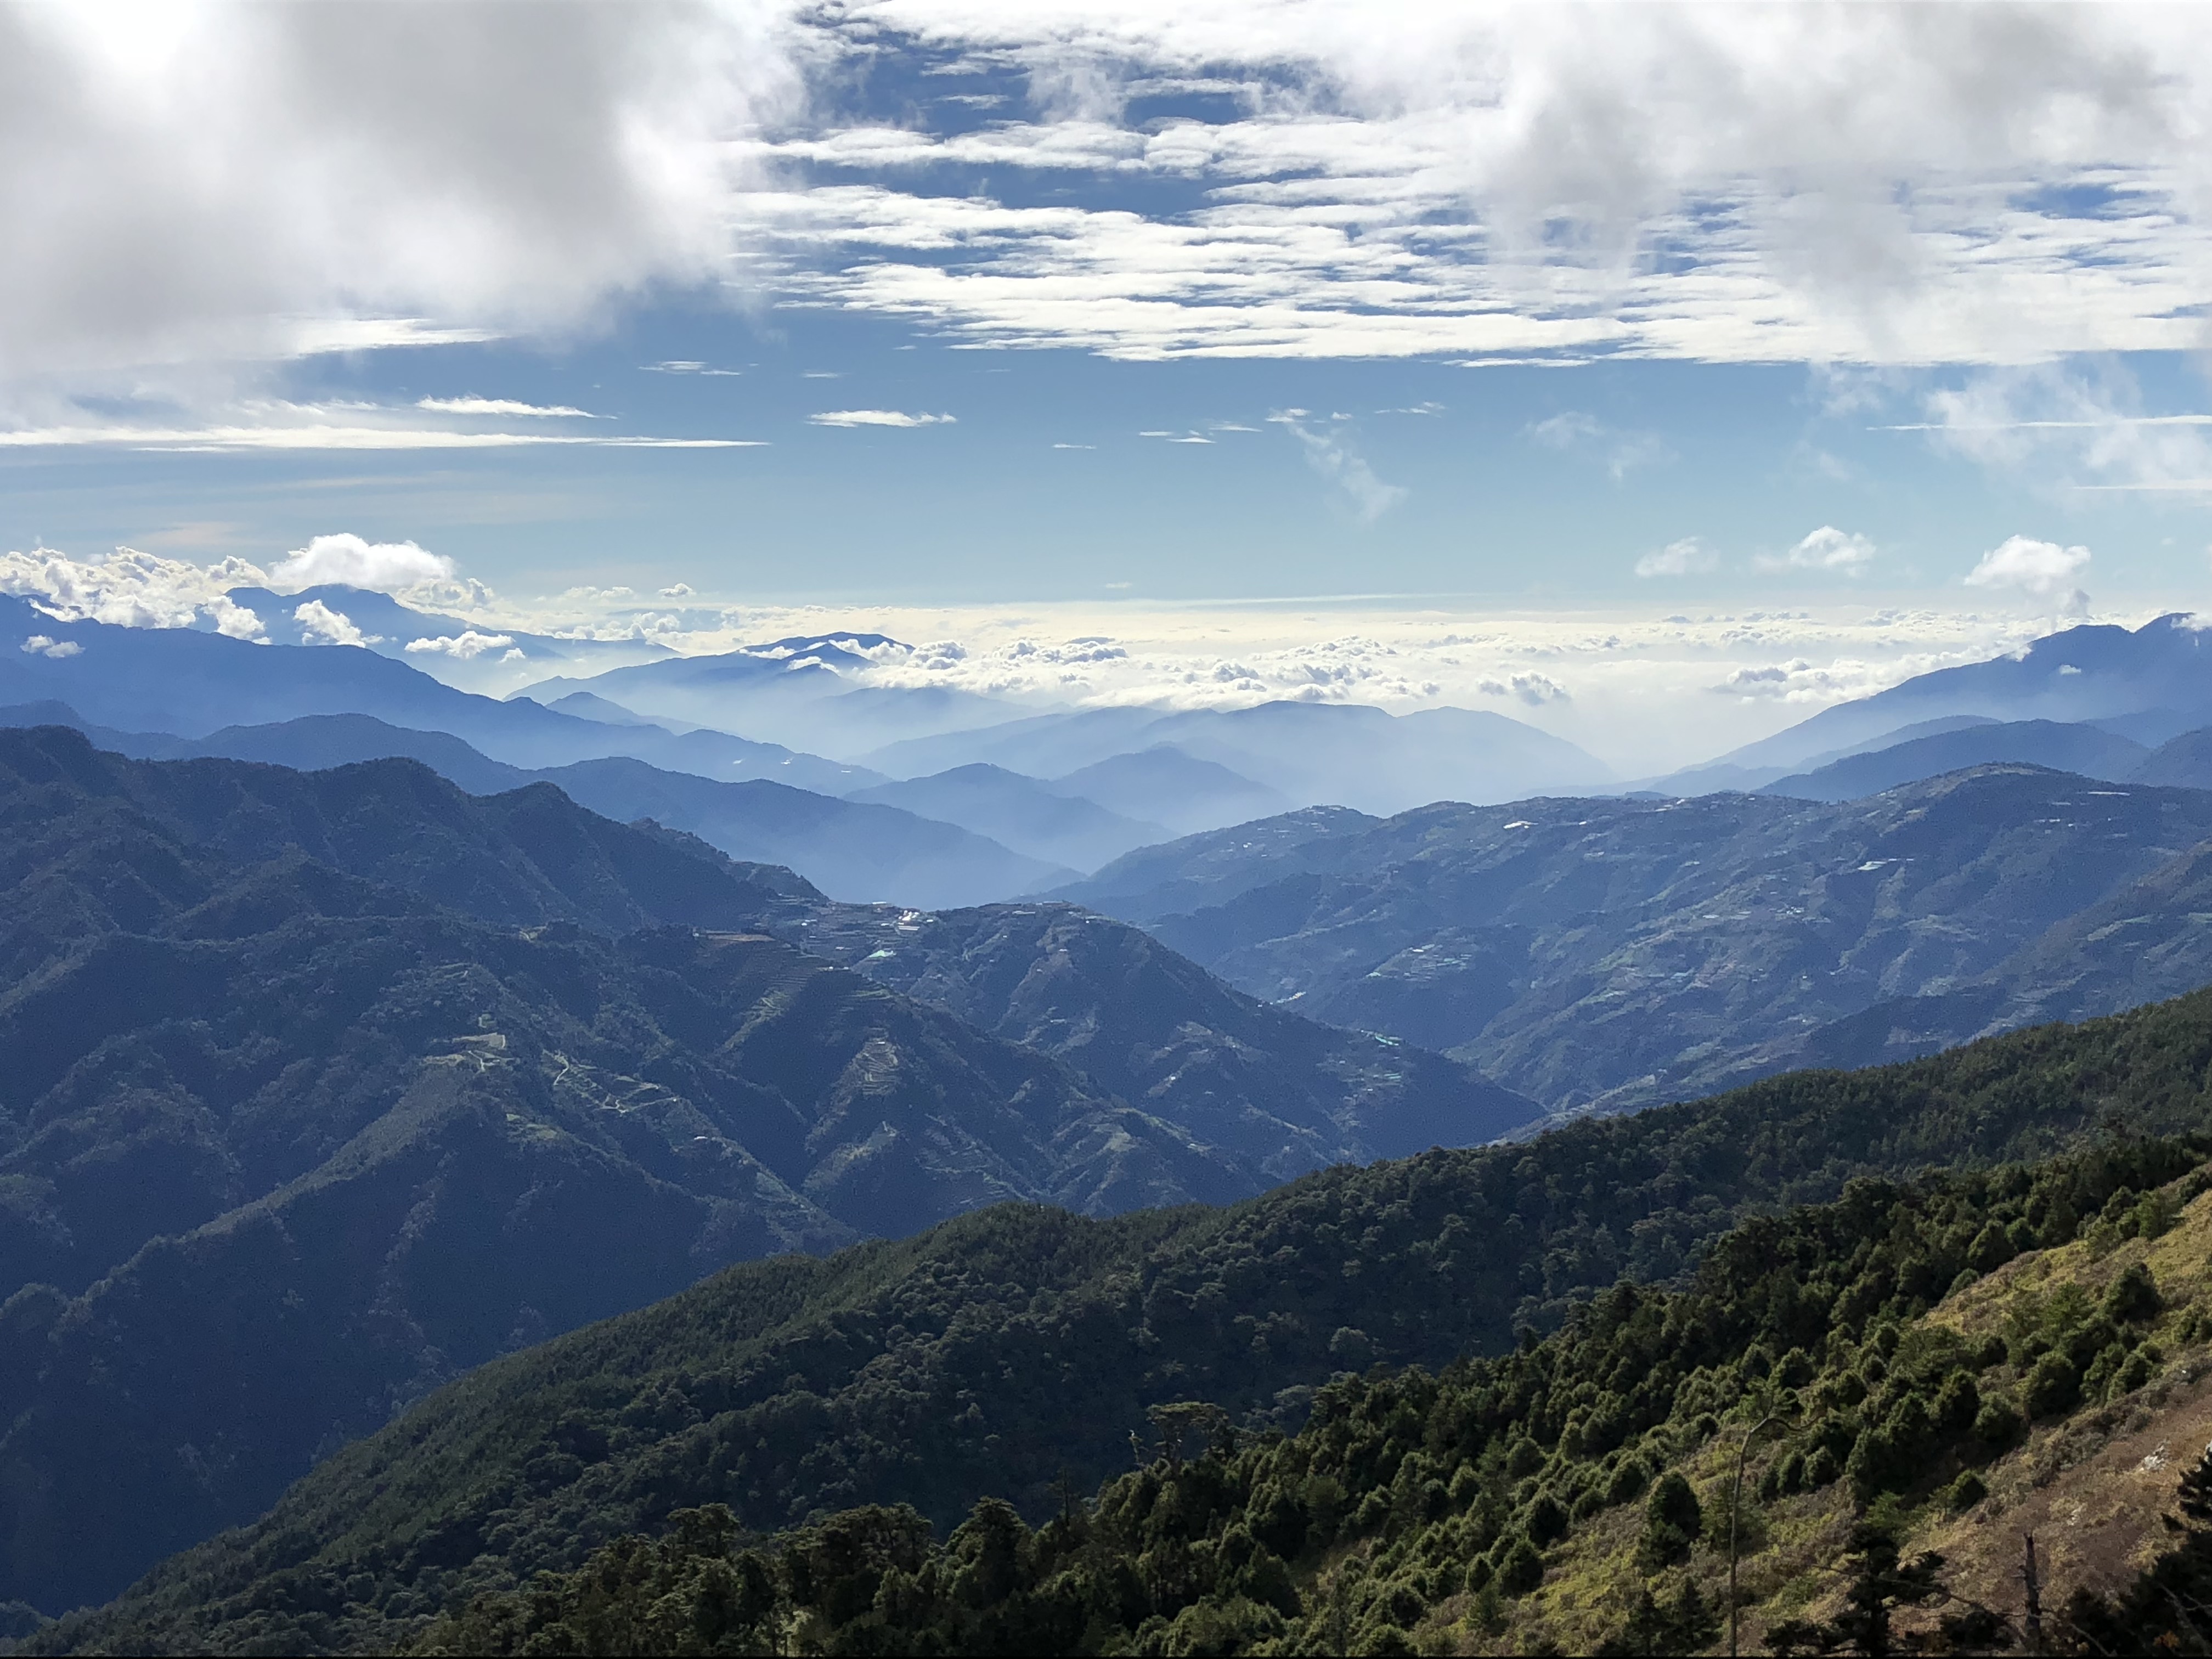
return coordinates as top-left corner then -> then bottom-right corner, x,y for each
42,979 -> 2212,1654
391,1130 -> 2209,1655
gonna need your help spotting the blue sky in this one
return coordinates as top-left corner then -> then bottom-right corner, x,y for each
7,2 -> 2212,767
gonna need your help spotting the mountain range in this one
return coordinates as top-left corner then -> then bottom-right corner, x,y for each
33,973 -> 2212,1654
0,726 -> 1533,1615
1062,765 -> 2212,1114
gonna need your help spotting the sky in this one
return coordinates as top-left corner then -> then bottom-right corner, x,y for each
8,1 -> 2212,771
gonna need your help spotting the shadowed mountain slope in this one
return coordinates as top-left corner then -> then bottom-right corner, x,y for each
1066,768 -> 2212,1114
0,707 -> 1054,909
0,728 -> 1540,1615
1761,718 -> 2150,800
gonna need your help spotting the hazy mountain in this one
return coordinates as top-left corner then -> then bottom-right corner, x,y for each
535,689 -> 663,725
1047,743 -> 1291,835
535,757 -> 1076,909
1712,613 -> 2212,774
1067,766 -> 2212,1113
0,707 -> 1020,908
2132,724 -> 2212,789
843,763 -> 1167,872
1760,717 -> 2150,800
0,597 -> 877,790
1647,714 -> 2004,795
867,700 -> 1607,816
222,583 -> 671,696
518,636 -> 1037,757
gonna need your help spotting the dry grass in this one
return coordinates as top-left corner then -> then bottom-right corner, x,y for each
1438,1173 -> 2212,1654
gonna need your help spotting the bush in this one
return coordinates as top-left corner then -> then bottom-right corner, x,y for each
2024,1352 -> 2081,1420
2104,1263 -> 2163,1326
1945,1471 -> 1988,1512
1973,1398 -> 2024,1449
1494,1537 -> 1544,1598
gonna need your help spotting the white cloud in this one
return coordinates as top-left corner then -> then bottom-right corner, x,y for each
716,4 -> 2212,365
268,534 -> 455,596
0,544 -> 268,630
1530,413 -> 1604,450
294,600 -> 375,648
0,420 -> 757,450
659,583 -> 696,598
1758,526 -> 1877,575
20,634 -> 80,659
205,595 -> 267,641
1634,538 -> 1715,579
1965,534 -> 2092,612
1270,410 -> 1404,520
1478,672 -> 1569,706
414,397 -> 597,418
404,630 -> 516,660
807,409 -> 957,427
0,4 -> 800,388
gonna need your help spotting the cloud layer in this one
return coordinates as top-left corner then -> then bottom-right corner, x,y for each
0,2 -> 797,391
737,2 -> 2212,364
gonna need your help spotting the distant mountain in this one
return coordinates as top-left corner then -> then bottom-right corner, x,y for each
1714,613 -> 2212,774
1648,714 -> 2002,795
1761,718 -> 2149,800
0,707 -> 1056,909
223,583 -> 673,696
844,763 -> 1166,872
1067,766 -> 2212,1114
535,689 -> 662,725
0,596 -> 878,791
867,700 -> 1608,816
518,637 -> 1037,758
2133,724 -> 2212,789
536,757 -> 1076,909
4,727 -> 1496,1614
0,606 -> 880,800
1048,743 -> 1291,836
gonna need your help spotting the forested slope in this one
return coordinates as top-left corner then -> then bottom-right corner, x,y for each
44,981 -> 2212,1654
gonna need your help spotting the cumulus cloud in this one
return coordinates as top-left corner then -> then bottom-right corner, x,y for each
1478,672 -> 1569,706
404,630 -> 517,660
1965,534 -> 2092,612
0,3 -> 799,388
1758,526 -> 1877,575
267,534 -> 455,596
20,634 -> 80,659
807,409 -> 957,427
1634,538 -> 1716,579
294,600 -> 376,648
0,544 -> 268,630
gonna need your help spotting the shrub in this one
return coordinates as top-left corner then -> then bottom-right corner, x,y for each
1494,1537 -> 1544,1598
2104,1263 -> 2163,1327
1973,1398 -> 2024,1449
2023,1352 -> 2081,1420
